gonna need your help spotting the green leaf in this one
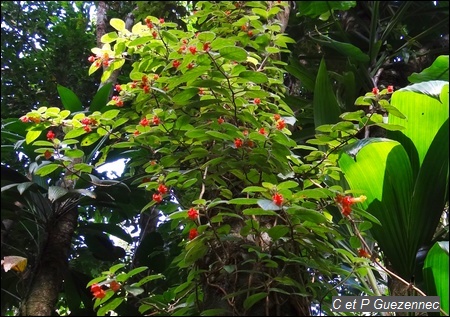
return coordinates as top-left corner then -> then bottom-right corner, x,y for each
267,225 -> 289,240
161,30 -> 178,43
35,163 -> 60,176
102,109 -> 121,120
243,292 -> 268,310
81,133 -> 101,146
26,129 -> 43,144
100,32 -> 118,44
228,198 -> 259,205
48,186 -> 68,202
297,1 -> 357,18
64,127 -> 86,139
57,85 -> 83,112
238,71 -> 268,83
423,241 -> 449,315
172,88 -> 199,104
316,36 -> 369,62
63,149 -> 84,158
219,46 -> 248,62
243,208 -> 278,216
397,80 -> 448,102
110,18 -> 125,32
313,58 -> 342,127
388,83 -> 449,177
90,83 -> 112,112
97,298 -> 124,316
408,55 -> 449,83
338,138 -> 416,278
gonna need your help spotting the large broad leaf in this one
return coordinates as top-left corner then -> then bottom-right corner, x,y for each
296,1 -> 357,18
90,83 -> 113,112
57,85 -> 83,112
423,241 -> 449,315
313,58 -> 342,127
408,55 -> 449,83
388,82 -> 449,178
338,138 -> 415,278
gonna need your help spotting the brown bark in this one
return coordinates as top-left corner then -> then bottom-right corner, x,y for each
20,207 -> 78,316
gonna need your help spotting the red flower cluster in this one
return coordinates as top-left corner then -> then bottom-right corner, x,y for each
152,115 -> 160,125
112,96 -> 124,107
272,193 -> 284,206
234,138 -> 243,148
254,98 -> 261,105
358,248 -> 370,259
158,184 -> 168,194
47,130 -> 56,140
140,117 -> 149,127
335,194 -> 367,217
276,119 -> 285,130
90,284 -> 106,299
187,207 -> 198,220
189,228 -> 198,240
153,184 -> 168,203
387,85 -> 394,93
217,117 -> 225,124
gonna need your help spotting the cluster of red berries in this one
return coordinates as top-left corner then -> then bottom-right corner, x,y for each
90,281 -> 121,299
80,117 -> 97,133
152,184 -> 168,204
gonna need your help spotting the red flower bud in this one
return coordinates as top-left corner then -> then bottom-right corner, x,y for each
272,193 -> 284,206
234,138 -> 243,148
140,118 -> 149,127
152,116 -> 160,125
153,193 -> 163,203
276,119 -> 285,130
187,207 -> 198,220
189,228 -> 198,240
158,184 -> 168,194
46,130 -> 56,140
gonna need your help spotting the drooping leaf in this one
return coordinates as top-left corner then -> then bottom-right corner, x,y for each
90,83 -> 113,112
408,55 -> 449,83
423,241 -> 449,315
57,85 -> 83,112
313,58 -> 342,127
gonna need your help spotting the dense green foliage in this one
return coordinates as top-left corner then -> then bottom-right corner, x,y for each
1,1 -> 448,316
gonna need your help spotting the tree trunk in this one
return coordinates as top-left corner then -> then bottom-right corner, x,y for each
20,207 -> 78,316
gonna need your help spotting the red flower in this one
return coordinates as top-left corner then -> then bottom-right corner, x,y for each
152,31 -> 158,39
234,138 -> 243,148
198,88 -> 205,95
272,193 -> 284,206
253,98 -> 261,105
81,117 -> 91,125
110,280 -> 121,292
112,96 -> 124,107
115,84 -> 122,92
372,87 -> 379,95
358,248 -> 370,258
142,75 -> 148,83
387,85 -> 394,93
90,284 -> 106,299
187,62 -> 195,69
241,25 -> 247,31
88,55 -> 96,63
133,130 -> 140,136
46,130 -> 56,140
83,125 -> 92,133
246,140 -> 254,147
243,129 -> 249,136
147,22 -> 154,29
173,60 -> 181,68
143,85 -> 150,94
247,30 -> 253,37
178,45 -> 186,54
276,119 -> 285,130
158,184 -> 168,194
273,114 -> 281,121
102,60 -> 110,67
131,81 -> 137,88
159,18 -> 165,24
217,117 -> 224,124
258,127 -> 266,135
152,116 -> 160,125
20,116 -> 30,123
140,118 -> 149,127
189,46 -> 197,55
153,193 -> 163,203
187,207 -> 198,220
335,194 -> 367,217
44,150 -> 52,160
153,74 -> 159,80
189,228 -> 198,240
203,42 -> 210,52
